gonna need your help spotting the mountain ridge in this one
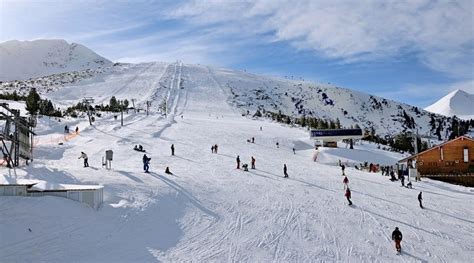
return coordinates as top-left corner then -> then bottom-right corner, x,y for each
0,39 -> 111,81
425,89 -> 474,120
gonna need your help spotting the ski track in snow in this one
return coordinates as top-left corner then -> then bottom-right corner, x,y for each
1,63 -> 473,262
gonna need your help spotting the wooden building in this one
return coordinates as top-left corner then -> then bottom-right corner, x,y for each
399,136 -> 474,175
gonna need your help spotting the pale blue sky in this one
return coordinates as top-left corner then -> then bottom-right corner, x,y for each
1,0 -> 473,107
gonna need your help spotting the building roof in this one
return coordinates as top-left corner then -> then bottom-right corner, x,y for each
0,175 -> 40,186
28,181 -> 104,192
398,136 -> 474,163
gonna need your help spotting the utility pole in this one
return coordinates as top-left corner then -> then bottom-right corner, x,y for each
131,99 -> 136,113
83,97 -> 94,125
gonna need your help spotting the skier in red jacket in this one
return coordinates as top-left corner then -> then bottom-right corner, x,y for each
343,176 -> 349,189
345,188 -> 352,205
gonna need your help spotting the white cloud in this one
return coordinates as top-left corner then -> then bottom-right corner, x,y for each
169,0 -> 474,78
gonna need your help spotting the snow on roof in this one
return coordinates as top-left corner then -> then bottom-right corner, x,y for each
29,181 -> 103,192
0,175 -> 40,186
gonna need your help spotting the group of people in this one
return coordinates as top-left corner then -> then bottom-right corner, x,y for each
64,125 -> 79,134
211,144 -> 219,154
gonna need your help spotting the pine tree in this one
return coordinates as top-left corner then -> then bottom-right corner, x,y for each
109,96 -> 119,112
25,88 -> 41,115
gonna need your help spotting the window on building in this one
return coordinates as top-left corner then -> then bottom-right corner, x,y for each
464,147 -> 469,163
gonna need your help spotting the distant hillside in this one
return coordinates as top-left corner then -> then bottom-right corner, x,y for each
425,89 -> 474,120
0,39 -> 111,81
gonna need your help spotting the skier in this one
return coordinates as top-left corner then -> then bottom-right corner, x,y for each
418,191 -> 423,208
171,144 -> 175,156
165,166 -> 173,175
345,187 -> 352,205
236,155 -> 240,169
391,227 -> 403,253
242,163 -> 249,171
260,126 -> 262,131
78,152 -> 89,167
276,142 -> 279,148
143,154 -> 150,173
400,175 -> 405,187
252,137 -> 255,143
343,176 -> 349,189
64,125 -> 69,133
251,156 -> 256,169
75,126 -> 79,134
292,148 -> 296,154
283,164 -> 288,178
214,144 -> 218,154
341,164 -> 346,176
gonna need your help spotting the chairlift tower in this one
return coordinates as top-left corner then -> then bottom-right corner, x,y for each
83,97 -> 94,125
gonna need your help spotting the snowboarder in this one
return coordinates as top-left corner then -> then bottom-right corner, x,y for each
343,176 -> 349,189
171,144 -> 175,156
251,156 -> 256,169
418,191 -> 423,208
236,155 -> 240,169
391,227 -> 403,253
252,137 -> 255,143
345,187 -> 352,205
341,164 -> 346,176
143,154 -> 151,173
78,152 -> 89,167
75,126 -> 79,134
292,148 -> 296,154
165,166 -> 173,175
283,164 -> 288,178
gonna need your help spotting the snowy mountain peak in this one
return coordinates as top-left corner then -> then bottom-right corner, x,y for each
0,39 -> 111,81
425,89 -> 474,119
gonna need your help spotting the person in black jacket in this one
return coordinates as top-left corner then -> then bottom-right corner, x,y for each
283,164 -> 288,178
171,144 -> 175,156
418,192 -> 423,208
236,155 -> 240,169
392,227 -> 403,252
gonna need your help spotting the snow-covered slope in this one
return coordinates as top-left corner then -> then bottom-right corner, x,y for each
0,61 -> 451,137
425,89 -> 474,120
1,63 -> 473,262
0,39 -> 111,81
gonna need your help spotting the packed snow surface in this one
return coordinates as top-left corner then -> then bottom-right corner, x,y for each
1,63 -> 473,262
0,39 -> 111,81
425,89 -> 474,120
